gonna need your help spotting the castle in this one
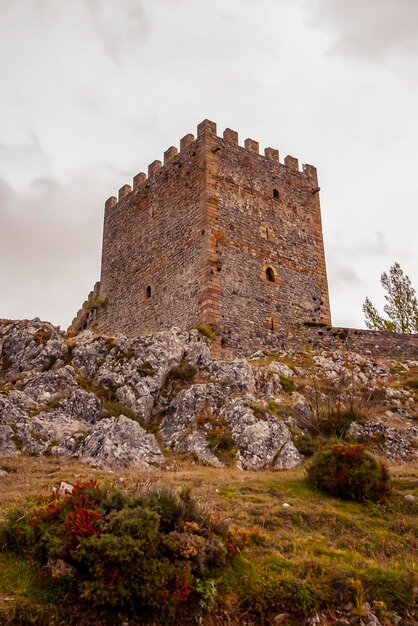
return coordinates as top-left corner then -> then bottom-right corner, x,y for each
70,119 -> 331,353
70,119 -> 418,358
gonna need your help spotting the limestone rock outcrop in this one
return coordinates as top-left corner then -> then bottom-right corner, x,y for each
0,318 -> 417,470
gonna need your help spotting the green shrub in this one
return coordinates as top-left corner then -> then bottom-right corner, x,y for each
167,360 -> 198,385
76,373 -> 115,403
306,444 -> 391,502
279,374 -> 295,393
77,375 -> 149,426
206,427 -> 234,452
194,324 -> 218,343
0,481 -> 242,623
292,431 -> 339,457
170,362 -> 197,382
267,400 -> 285,413
332,329 -> 348,342
137,360 -> 157,377
206,426 -> 235,463
28,397 -> 64,417
245,400 -> 268,420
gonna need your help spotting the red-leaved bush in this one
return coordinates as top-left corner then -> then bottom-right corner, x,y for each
0,481 -> 248,623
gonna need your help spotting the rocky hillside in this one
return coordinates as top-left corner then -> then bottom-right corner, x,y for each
0,318 -> 417,470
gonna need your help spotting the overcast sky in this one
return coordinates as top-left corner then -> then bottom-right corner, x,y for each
1,0 -> 417,331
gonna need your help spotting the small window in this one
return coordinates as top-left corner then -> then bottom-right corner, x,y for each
266,267 -> 275,282
260,262 -> 279,285
272,188 -> 279,200
265,316 -> 278,332
146,286 -> 152,299
260,223 -> 275,240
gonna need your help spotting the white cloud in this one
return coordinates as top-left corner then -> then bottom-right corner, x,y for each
0,169 -> 118,328
304,0 -> 418,61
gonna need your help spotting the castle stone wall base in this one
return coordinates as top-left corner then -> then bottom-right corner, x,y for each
221,322 -> 418,359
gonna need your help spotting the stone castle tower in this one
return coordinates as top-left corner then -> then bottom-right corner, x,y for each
70,119 -> 331,354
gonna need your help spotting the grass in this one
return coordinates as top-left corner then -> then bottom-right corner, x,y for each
28,396 -> 65,417
85,296 -> 108,311
33,328 -> 52,345
161,359 -> 199,398
404,378 -> 418,391
279,373 -> 295,393
102,399 -> 144,425
0,456 -> 416,624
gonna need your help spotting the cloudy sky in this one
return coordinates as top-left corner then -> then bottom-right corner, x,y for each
1,0 -> 417,331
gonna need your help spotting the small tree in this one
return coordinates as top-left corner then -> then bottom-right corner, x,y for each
363,263 -> 418,333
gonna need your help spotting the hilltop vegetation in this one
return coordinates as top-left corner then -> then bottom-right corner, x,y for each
0,457 -> 417,625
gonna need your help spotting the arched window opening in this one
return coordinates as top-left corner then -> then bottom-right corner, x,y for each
146,286 -> 152,299
272,188 -> 279,200
260,262 -> 279,285
266,267 -> 275,283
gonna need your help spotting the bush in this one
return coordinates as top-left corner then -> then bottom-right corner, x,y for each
194,324 -> 217,343
86,296 -> 108,311
206,427 -> 236,464
306,444 -> 391,502
0,481 -> 243,623
292,431 -> 339,457
404,378 -> 418,390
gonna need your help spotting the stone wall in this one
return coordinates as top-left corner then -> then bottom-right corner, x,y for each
204,123 -> 331,355
70,281 -> 101,332
288,324 -> 418,359
93,131 -> 207,336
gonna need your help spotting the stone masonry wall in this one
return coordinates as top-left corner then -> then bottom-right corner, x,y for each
70,281 -> 101,332
68,116 -> 418,361
202,123 -> 331,355
93,133 -> 208,336
294,325 -> 418,359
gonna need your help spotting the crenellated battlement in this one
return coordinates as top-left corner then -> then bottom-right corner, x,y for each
104,120 -> 317,211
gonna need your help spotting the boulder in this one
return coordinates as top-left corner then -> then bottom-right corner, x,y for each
0,425 -> 18,455
160,384 -> 226,466
221,398 -> 303,470
77,416 -> 164,470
